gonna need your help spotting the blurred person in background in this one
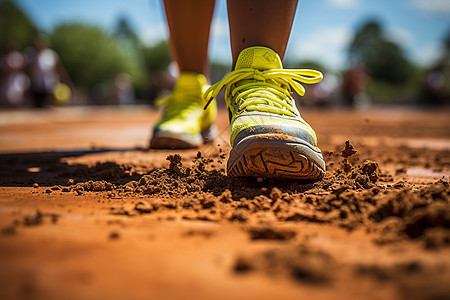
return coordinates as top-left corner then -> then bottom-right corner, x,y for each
420,29 -> 450,106
0,41 -> 29,107
341,64 -> 369,108
25,34 -> 71,108
309,72 -> 339,107
150,0 -> 325,181
147,69 -> 175,104
110,73 -> 135,105
421,64 -> 450,106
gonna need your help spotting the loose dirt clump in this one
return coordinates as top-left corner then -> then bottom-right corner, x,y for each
61,141 -> 450,251
370,180 -> 450,242
224,140 -> 450,299
1,211 -> 59,235
234,243 -> 336,285
3,106 -> 450,300
246,225 -> 297,241
341,140 -> 357,159
22,139 -> 450,299
341,140 -> 357,172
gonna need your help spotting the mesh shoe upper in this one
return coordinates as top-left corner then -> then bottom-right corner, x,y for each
155,72 -> 217,136
204,46 -> 322,149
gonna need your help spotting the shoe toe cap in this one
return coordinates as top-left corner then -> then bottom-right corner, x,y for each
233,124 -> 317,148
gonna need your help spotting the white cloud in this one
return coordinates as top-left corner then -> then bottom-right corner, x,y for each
413,43 -> 443,66
326,0 -> 359,10
140,18 -> 230,52
388,26 -> 414,47
209,18 -> 232,63
410,0 -> 450,13
141,23 -> 168,46
288,26 -> 352,70
211,18 -> 229,39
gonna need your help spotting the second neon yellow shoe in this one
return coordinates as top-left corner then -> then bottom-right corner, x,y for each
204,47 -> 325,180
150,72 -> 217,149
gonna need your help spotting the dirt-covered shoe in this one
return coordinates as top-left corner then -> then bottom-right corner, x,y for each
150,72 -> 217,149
204,46 -> 325,180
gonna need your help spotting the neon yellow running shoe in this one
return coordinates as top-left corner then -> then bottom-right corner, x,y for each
204,46 -> 325,180
150,72 -> 217,149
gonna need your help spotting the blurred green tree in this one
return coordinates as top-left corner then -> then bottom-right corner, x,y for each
142,41 -> 172,74
284,59 -> 328,73
0,0 -> 38,50
419,28 -> 450,105
349,20 -> 412,84
440,28 -> 450,65
114,16 -> 140,46
112,16 -> 147,93
113,16 -> 173,102
50,23 -> 144,91
113,16 -> 172,76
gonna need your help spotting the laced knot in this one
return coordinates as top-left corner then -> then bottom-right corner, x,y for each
253,70 -> 265,81
203,68 -> 323,117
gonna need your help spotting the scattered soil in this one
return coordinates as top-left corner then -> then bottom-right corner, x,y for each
44,141 -> 448,252
0,107 -> 449,300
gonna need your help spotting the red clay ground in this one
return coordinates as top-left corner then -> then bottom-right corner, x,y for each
0,106 -> 449,300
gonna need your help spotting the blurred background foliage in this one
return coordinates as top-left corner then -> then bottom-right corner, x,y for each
349,21 -> 413,85
51,23 -> 144,90
1,0 -> 449,106
0,0 -> 37,49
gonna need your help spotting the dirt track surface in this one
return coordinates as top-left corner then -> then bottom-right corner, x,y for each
0,106 -> 449,300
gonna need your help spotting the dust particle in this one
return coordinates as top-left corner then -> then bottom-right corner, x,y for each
109,232 -> 120,240
166,154 -> 185,176
23,211 -> 43,226
341,140 -> 357,158
229,209 -> 249,223
134,201 -> 153,213
1,225 -> 16,235
247,226 -> 296,241
234,256 -> 254,273
270,187 -> 282,201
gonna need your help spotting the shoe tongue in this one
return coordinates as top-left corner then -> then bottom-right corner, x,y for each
176,72 -> 207,90
235,46 -> 283,70
175,72 -> 207,95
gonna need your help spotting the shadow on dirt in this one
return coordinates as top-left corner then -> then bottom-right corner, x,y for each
0,148 -> 143,187
0,147 -> 319,200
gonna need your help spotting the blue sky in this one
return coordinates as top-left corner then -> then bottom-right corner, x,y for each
15,0 -> 450,71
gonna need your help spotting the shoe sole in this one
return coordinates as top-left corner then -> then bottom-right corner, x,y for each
150,125 -> 217,149
227,134 -> 325,180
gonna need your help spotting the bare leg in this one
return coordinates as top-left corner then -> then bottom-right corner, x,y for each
227,0 -> 298,66
163,0 -> 215,76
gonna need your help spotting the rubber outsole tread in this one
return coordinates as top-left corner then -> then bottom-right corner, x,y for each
227,135 -> 325,180
150,125 -> 217,149
228,149 -> 323,180
149,135 -> 200,149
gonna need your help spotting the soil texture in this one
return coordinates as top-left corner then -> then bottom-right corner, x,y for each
0,106 -> 449,300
